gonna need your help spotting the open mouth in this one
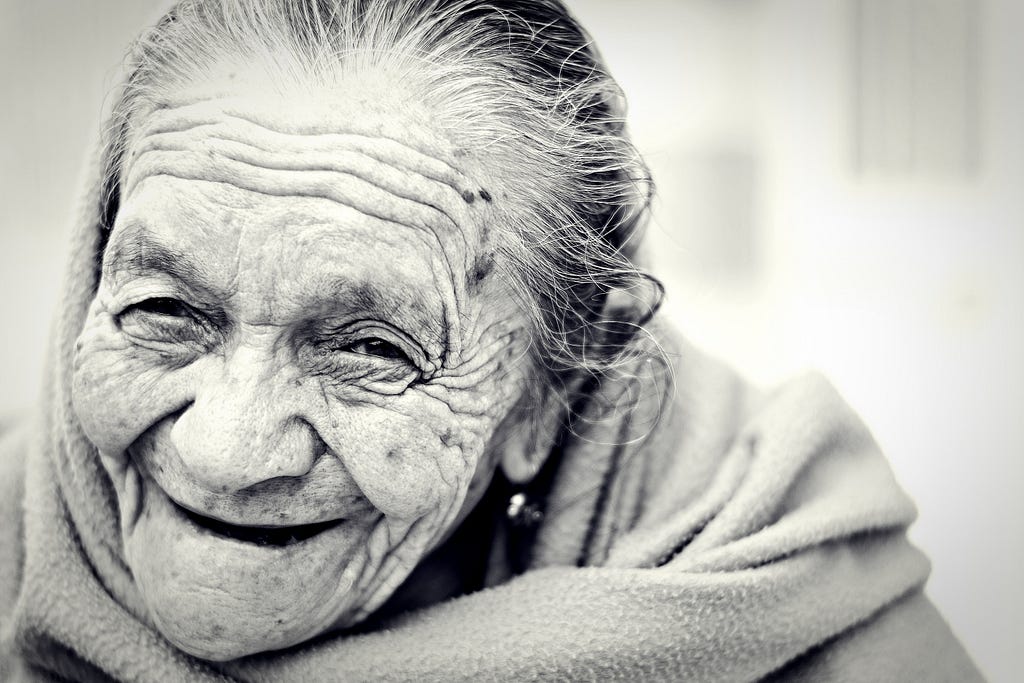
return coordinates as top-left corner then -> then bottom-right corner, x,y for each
179,504 -> 343,547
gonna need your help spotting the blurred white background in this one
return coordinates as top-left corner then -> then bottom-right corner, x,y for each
1,1 -> 1020,679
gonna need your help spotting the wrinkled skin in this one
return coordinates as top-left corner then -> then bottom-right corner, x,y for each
71,77 -> 539,661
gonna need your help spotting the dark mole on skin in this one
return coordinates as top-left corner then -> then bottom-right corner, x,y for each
479,188 -> 493,203
461,190 -> 476,204
468,253 -> 495,289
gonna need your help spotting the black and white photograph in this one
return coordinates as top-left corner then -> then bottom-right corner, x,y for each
1,1 -> 1019,680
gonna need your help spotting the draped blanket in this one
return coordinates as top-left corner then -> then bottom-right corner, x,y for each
0,166 -> 982,681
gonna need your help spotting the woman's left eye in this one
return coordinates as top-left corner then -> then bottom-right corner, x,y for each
344,338 -> 410,362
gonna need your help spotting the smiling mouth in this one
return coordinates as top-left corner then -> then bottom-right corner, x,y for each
178,504 -> 344,546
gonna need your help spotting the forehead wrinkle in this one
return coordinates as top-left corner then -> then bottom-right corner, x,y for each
125,108 -> 482,289
134,136 -> 472,253
125,150 -> 453,234
129,100 -> 479,220
145,93 -> 456,163
134,103 -> 475,192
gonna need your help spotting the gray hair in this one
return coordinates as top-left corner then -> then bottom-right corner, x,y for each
98,0 -> 663,423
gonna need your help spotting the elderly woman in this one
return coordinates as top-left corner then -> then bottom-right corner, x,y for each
0,1 -> 981,680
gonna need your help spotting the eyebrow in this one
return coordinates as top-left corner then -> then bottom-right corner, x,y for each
313,275 -> 443,346
103,225 -> 208,290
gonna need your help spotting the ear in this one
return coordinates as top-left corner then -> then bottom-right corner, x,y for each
499,394 -> 565,485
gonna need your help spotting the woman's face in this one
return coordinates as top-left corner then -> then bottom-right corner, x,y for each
71,81 -> 535,661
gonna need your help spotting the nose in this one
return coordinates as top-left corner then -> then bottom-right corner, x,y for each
170,344 -> 319,493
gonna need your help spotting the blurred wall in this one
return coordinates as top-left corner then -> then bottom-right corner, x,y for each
2,1 -> 1021,679
567,2 -> 1022,680
0,1 -> 164,417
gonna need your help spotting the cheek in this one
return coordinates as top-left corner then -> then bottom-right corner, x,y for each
71,305 -> 193,456
323,401 -> 490,523
355,344 -> 534,526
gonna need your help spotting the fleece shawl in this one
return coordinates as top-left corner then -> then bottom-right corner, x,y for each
0,165 -> 983,681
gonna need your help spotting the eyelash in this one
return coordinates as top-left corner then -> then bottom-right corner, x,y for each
128,297 -> 195,318
306,322 -> 429,389
339,337 -> 412,363
314,328 -> 420,368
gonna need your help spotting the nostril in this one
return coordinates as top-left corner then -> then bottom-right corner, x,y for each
310,426 -> 329,460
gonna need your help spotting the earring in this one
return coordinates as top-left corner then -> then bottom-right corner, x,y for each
506,491 -> 544,527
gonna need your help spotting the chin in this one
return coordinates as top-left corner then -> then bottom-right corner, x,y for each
116,462 -> 383,660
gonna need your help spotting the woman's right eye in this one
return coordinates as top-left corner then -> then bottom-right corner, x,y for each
118,297 -> 212,346
130,297 -> 193,318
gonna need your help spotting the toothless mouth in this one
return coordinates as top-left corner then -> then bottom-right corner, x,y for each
177,504 -> 344,546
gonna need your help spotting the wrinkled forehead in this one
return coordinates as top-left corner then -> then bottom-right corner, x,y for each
123,84 -> 499,231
